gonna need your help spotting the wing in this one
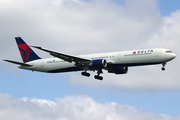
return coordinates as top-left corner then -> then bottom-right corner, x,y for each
31,46 -> 92,66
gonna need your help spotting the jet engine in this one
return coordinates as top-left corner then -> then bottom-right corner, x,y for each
89,59 -> 107,69
108,67 -> 128,74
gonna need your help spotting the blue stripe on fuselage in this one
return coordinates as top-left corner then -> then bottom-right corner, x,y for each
47,67 -> 83,73
47,62 -> 163,73
107,62 -> 163,68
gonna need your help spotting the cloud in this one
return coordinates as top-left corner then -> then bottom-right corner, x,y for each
0,0 -> 180,91
0,93 -> 179,120
0,0 -> 161,56
66,1 -> 180,91
148,10 -> 180,52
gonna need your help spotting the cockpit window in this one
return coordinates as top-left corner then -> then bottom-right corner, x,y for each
165,51 -> 172,53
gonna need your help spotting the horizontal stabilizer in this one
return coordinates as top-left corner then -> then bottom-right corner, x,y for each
4,60 -> 33,66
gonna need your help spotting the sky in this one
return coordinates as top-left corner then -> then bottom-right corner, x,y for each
0,0 -> 180,119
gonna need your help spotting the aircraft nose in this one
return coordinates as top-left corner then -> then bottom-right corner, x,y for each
169,53 -> 176,60
172,53 -> 176,59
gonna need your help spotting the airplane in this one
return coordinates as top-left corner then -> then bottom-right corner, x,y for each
4,37 -> 176,80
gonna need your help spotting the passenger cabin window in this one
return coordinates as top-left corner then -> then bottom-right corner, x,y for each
165,51 -> 172,53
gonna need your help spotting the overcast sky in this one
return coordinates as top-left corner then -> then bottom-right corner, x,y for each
0,0 -> 180,119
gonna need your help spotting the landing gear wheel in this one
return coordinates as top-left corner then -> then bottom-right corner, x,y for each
161,67 -> 165,71
161,62 -> 166,71
81,72 -> 90,77
94,75 -> 103,80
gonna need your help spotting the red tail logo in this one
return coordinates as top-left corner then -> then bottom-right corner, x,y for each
15,37 -> 41,63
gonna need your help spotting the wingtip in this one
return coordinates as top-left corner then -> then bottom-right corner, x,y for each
30,46 -> 42,49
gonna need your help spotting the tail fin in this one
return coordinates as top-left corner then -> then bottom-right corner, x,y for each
15,37 -> 41,63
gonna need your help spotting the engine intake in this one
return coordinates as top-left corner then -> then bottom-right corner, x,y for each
108,67 -> 128,74
89,59 -> 107,69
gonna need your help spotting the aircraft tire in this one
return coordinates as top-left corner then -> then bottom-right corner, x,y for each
94,75 -> 103,80
161,67 -> 165,71
81,72 -> 90,77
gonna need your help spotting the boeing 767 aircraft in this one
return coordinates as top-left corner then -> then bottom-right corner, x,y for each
4,37 -> 176,80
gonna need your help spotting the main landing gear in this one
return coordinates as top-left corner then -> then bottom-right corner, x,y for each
94,75 -> 103,80
81,71 -> 90,77
161,62 -> 166,71
94,69 -> 103,80
81,69 -> 103,80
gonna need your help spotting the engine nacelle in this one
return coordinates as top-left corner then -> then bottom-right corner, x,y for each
89,59 -> 107,69
108,67 -> 128,74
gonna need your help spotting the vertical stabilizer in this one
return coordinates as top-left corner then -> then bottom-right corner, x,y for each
15,37 -> 41,63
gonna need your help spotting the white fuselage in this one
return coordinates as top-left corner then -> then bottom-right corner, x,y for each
19,48 -> 176,73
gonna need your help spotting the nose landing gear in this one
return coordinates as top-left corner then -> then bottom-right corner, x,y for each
161,63 -> 166,71
161,67 -> 165,71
